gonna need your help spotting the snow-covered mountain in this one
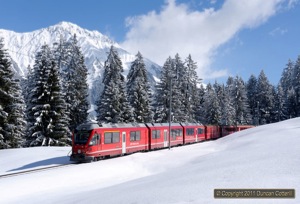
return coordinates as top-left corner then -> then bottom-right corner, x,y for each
0,21 -> 161,104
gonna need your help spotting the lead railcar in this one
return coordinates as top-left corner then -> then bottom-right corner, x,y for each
70,121 -> 149,162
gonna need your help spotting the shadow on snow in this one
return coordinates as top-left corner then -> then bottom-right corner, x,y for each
8,156 -> 71,172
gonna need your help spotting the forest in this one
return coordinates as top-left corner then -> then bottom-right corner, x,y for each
1,36 -> 300,149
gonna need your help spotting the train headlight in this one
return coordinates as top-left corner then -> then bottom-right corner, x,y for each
78,149 -> 81,154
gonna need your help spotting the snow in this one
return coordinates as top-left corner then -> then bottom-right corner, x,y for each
0,118 -> 299,204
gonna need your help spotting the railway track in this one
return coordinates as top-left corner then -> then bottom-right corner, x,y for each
0,163 -> 76,179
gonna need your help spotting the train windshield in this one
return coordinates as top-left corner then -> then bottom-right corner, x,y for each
74,130 -> 91,145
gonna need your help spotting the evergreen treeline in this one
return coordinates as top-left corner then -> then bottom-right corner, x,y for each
1,35 -> 300,149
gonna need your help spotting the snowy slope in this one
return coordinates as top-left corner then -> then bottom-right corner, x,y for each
0,22 -> 161,104
0,118 -> 299,204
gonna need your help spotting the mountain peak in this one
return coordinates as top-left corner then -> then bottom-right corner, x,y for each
48,21 -> 91,35
56,21 -> 78,28
0,22 -> 161,106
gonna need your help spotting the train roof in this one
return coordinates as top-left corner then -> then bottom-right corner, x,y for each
76,121 -> 205,131
145,123 -> 182,127
76,121 -> 100,131
100,123 -> 147,128
180,122 -> 203,126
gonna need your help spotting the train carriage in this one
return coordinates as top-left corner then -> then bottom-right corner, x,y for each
181,123 -> 204,144
197,125 -> 206,141
205,125 -> 222,140
71,121 -> 149,162
221,126 -> 237,136
146,123 -> 184,149
221,125 -> 255,137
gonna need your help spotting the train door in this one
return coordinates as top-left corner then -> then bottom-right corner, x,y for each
88,132 -> 101,155
95,133 -> 101,152
164,129 -> 168,147
122,132 -> 126,154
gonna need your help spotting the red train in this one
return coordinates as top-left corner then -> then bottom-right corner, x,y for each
70,121 -> 253,162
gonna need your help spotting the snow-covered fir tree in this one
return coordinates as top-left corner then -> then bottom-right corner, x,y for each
220,84 -> 235,125
224,76 -> 237,124
279,59 -> 294,119
153,57 -> 173,123
280,59 -> 294,94
292,56 -> 300,116
55,35 -> 89,130
0,39 -> 26,149
96,46 -> 133,123
171,54 -> 186,122
256,70 -> 274,124
26,44 -> 70,146
195,83 -> 205,123
202,83 -> 221,125
246,74 -> 258,125
126,52 -> 153,123
275,84 -> 286,121
231,76 -> 252,125
6,78 -> 26,147
184,54 -> 201,122
286,87 -> 297,119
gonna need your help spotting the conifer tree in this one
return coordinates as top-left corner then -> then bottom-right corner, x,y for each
224,76 -> 237,125
96,46 -> 133,123
275,84 -> 286,121
202,83 -> 221,125
279,60 -> 294,119
286,87 -> 297,118
220,84 -> 235,125
293,56 -> 300,116
153,57 -> 173,123
227,76 -> 251,125
280,59 -> 294,94
171,54 -> 185,122
184,54 -> 201,122
195,84 -> 205,123
0,38 -> 26,148
256,70 -> 274,124
26,44 -> 70,146
126,52 -> 153,123
61,35 -> 89,130
246,75 -> 258,125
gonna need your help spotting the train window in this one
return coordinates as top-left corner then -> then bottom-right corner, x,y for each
186,128 -> 195,136
104,132 -> 120,144
171,129 -> 175,138
89,134 -> 100,146
198,128 -> 204,134
130,131 -> 141,141
74,130 -> 91,145
113,132 -> 120,143
152,130 -> 161,139
104,133 -> 112,144
179,129 -> 183,136
171,129 -> 182,138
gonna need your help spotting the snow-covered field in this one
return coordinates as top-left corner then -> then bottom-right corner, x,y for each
0,118 -> 299,204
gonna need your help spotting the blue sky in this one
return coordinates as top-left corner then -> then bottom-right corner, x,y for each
0,0 -> 300,85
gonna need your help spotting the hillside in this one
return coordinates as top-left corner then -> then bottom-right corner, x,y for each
0,118 -> 299,203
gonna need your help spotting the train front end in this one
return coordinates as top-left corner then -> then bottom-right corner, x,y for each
70,121 -> 99,162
